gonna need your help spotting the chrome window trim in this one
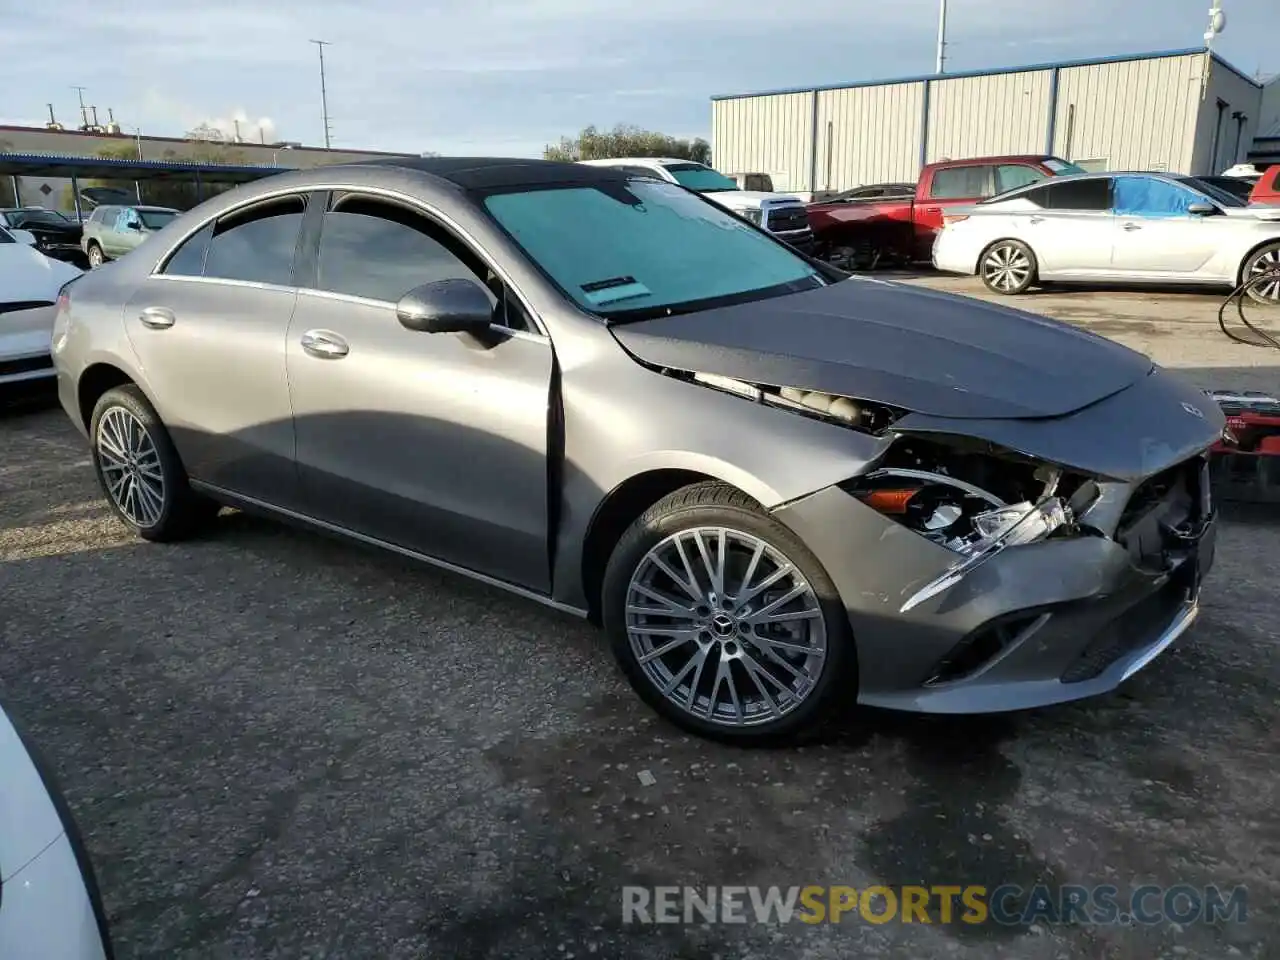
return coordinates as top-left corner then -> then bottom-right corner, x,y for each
294,286 -> 549,345
148,183 -> 551,339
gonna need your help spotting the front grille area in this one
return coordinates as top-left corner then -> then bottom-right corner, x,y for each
1061,578 -> 1187,683
1114,457 -> 1207,573
766,206 -> 810,233
0,354 -> 53,378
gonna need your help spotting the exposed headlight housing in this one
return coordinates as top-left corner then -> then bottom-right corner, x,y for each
739,208 -> 763,225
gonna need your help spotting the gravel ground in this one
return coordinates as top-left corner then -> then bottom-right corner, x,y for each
1,278 -> 1278,959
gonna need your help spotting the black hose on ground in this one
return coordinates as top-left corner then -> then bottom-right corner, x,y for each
1218,265 -> 1280,349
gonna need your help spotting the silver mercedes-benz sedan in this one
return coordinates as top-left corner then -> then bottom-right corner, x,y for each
933,170 -> 1280,302
51,158 -> 1223,743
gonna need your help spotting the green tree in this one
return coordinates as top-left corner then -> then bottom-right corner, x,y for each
544,124 -> 711,164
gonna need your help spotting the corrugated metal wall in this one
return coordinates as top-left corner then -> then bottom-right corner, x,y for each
710,53 -> 1247,189
711,92 -> 813,192
1192,59 -> 1264,174
1052,53 -> 1204,173
814,82 -> 924,192
926,70 -> 1052,163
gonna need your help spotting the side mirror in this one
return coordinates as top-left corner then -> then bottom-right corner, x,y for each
395,279 -> 494,335
10,229 -> 36,246
126,220 -> 142,231
1187,202 -> 1217,216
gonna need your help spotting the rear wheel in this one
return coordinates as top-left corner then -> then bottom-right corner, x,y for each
979,239 -> 1036,294
1243,242 -> 1280,305
86,243 -> 105,268
89,385 -> 218,541
602,482 -> 855,744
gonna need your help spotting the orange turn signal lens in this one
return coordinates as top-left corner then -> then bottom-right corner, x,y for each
859,488 -> 918,514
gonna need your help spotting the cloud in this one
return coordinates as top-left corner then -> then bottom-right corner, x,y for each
0,0 -> 1274,157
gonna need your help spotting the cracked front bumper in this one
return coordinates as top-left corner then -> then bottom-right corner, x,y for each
773,483 -> 1216,714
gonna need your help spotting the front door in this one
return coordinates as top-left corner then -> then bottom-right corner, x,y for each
123,194 -> 309,507
1109,176 -> 1236,276
285,193 -> 555,592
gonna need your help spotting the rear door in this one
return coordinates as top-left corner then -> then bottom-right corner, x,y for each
1018,177 -> 1116,276
123,193 -> 308,506
916,164 -> 996,257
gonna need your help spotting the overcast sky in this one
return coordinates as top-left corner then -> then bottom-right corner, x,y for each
1,0 -> 1275,157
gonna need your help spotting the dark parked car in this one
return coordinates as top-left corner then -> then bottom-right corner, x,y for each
51,158 -> 1222,743
0,208 -> 85,265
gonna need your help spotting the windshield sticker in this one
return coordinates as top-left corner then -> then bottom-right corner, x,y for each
581,276 -> 652,306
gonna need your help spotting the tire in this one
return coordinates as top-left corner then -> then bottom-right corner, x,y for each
89,385 -> 217,542
1242,242 -> 1280,305
601,481 -> 855,744
979,239 -> 1037,295
86,243 -> 105,268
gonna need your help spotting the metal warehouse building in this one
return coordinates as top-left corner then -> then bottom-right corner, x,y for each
712,48 -> 1271,196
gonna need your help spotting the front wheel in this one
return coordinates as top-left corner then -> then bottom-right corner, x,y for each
89,385 -> 218,541
602,482 -> 855,744
979,239 -> 1037,294
1243,242 -> 1280,305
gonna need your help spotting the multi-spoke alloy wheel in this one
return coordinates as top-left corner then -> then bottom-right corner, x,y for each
625,527 -> 827,727
604,482 -> 852,742
1244,243 -> 1280,305
980,241 -> 1035,295
96,407 -> 166,528
89,384 -> 217,542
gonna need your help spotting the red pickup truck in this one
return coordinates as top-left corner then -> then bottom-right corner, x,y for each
806,154 -> 1086,269
1248,165 -> 1280,205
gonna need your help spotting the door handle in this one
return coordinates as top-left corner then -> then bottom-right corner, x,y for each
1028,216 -> 1044,225
138,306 -> 175,329
1122,222 -> 1142,232
300,329 -> 350,359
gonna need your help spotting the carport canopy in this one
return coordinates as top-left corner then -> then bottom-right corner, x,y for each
1,152 -> 294,215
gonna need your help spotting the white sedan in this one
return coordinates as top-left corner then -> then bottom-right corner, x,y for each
1,225 -> 83,391
0,704 -> 113,959
933,171 -> 1280,303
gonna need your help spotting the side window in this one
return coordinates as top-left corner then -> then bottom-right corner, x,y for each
1015,184 -> 1052,208
1044,178 -> 1113,211
1113,176 -> 1203,218
313,195 -> 531,332
203,196 -> 306,286
160,222 -> 214,276
995,164 -> 1047,194
929,166 -> 992,200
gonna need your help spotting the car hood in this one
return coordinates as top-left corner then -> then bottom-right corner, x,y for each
0,708 -> 66,883
1227,205 -> 1280,221
702,190 -> 804,209
610,277 -> 1154,420
20,222 -> 81,238
0,245 -> 82,303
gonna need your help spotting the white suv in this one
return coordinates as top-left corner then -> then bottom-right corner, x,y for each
578,158 -> 814,253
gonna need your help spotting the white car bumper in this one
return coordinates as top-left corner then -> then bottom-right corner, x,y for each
0,304 -> 58,386
0,708 -> 113,960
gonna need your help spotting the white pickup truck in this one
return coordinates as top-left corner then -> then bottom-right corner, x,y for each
578,157 -> 814,253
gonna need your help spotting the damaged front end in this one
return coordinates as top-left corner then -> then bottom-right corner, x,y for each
840,435 -> 1101,613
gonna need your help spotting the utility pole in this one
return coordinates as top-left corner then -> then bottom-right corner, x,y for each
71,86 -> 89,129
935,0 -> 948,74
310,39 -> 333,149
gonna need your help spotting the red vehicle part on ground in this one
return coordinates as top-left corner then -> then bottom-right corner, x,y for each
805,155 -> 1084,269
1209,391 -> 1280,502
1248,165 -> 1280,205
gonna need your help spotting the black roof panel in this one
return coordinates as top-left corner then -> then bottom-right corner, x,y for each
352,156 -> 630,189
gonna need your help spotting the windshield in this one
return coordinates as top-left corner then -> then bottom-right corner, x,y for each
663,163 -> 740,194
138,209 -> 178,229
10,209 -> 69,227
484,179 -> 825,320
1179,177 -> 1246,208
1043,158 -> 1089,176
